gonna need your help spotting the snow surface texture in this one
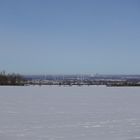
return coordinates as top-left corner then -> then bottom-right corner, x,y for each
0,86 -> 140,140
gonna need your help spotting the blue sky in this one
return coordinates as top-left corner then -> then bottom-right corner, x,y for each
0,0 -> 140,74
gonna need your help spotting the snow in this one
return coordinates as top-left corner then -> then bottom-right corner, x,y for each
0,86 -> 140,140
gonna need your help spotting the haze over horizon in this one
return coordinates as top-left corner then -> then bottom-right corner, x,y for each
0,0 -> 140,75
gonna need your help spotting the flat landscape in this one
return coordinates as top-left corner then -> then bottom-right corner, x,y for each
0,86 -> 140,140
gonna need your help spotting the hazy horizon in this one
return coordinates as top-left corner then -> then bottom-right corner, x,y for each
0,0 -> 140,74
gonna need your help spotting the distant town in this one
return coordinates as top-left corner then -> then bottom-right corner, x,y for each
24,74 -> 140,87
1,71 -> 140,87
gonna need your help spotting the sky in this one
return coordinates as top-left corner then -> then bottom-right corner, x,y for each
0,0 -> 140,75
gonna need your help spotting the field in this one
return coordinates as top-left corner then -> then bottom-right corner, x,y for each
0,86 -> 140,140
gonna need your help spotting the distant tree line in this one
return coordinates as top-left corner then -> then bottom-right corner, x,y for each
0,71 -> 25,86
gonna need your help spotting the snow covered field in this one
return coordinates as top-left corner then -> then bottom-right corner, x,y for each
0,86 -> 140,140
